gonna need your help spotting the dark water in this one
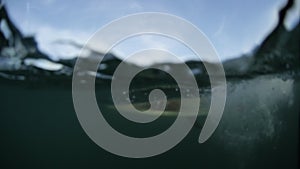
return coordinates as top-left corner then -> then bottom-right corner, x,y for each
0,72 -> 298,169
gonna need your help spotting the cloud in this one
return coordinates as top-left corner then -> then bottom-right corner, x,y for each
112,34 -> 198,66
124,48 -> 184,67
32,25 -> 93,60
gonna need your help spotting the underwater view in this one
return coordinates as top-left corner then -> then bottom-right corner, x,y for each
0,0 -> 299,168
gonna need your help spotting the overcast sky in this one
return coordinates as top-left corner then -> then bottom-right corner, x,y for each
4,0 -> 300,65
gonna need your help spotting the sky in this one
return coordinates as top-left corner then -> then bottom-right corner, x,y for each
3,0 -> 300,66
